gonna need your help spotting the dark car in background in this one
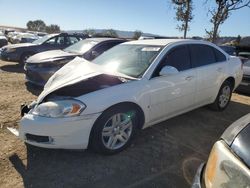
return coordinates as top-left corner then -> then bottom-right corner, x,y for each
24,38 -> 126,86
192,113 -> 250,188
0,33 -> 88,64
0,35 -> 8,48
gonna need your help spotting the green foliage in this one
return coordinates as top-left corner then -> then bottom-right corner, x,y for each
104,29 -> 118,38
133,30 -> 142,39
26,20 -> 46,32
26,20 -> 60,33
93,29 -> 118,38
83,29 -> 96,36
46,24 -> 60,34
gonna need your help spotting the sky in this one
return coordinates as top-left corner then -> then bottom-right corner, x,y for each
0,0 -> 249,37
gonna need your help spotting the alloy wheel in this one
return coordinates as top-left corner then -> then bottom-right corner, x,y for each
219,85 -> 231,108
101,113 -> 133,150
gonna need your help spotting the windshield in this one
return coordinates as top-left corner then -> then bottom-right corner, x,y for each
93,44 -> 162,78
32,35 -> 54,45
64,39 -> 97,54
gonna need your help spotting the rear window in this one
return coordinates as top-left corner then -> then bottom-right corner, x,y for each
189,44 -> 217,67
214,48 -> 226,62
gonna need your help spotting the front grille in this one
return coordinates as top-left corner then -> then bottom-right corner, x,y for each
26,133 -> 51,143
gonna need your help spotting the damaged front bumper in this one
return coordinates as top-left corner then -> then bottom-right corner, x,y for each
9,102 -> 101,149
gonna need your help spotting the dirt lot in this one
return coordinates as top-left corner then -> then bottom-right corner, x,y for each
0,59 -> 249,188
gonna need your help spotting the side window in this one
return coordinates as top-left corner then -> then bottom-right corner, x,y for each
189,44 -> 216,67
44,37 -> 56,45
213,48 -> 226,62
66,36 -> 79,45
55,36 -> 65,45
152,45 -> 191,77
94,42 -> 121,54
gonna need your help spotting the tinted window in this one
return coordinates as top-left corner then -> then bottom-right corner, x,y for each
44,37 -> 56,45
94,41 -> 123,54
67,36 -> 79,45
214,48 -> 227,62
55,36 -> 65,45
153,45 -> 191,77
189,44 -> 216,67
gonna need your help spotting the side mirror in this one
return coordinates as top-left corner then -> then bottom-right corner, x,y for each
159,66 -> 179,76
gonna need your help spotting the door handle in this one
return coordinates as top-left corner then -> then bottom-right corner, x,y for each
217,67 -> 223,72
185,76 -> 194,81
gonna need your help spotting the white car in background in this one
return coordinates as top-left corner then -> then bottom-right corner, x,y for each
11,39 -> 243,154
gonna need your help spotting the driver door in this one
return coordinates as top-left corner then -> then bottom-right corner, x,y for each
147,45 -> 197,123
43,36 -> 66,50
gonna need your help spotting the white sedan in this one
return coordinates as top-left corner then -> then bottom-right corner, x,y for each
13,39 -> 243,154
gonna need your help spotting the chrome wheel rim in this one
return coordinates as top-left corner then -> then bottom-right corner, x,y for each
102,113 -> 133,150
219,85 -> 231,108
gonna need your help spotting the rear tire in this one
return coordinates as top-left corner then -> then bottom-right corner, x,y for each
209,80 -> 233,111
89,105 -> 139,155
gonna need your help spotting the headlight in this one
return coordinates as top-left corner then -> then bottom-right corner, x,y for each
204,141 -> 250,188
5,48 -> 16,53
31,99 -> 86,118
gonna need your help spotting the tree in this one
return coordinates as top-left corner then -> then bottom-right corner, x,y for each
26,20 -> 46,32
104,29 -> 118,38
133,30 -> 142,39
46,24 -> 60,34
206,0 -> 250,43
172,0 -> 193,38
235,34 -> 241,45
83,29 -> 96,36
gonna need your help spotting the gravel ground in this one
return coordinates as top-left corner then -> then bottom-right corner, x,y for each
0,59 -> 249,188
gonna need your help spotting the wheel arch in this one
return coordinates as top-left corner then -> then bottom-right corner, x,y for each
224,76 -> 235,89
88,101 -> 145,148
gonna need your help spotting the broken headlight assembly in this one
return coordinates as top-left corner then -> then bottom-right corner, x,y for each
31,99 -> 86,118
204,141 -> 250,188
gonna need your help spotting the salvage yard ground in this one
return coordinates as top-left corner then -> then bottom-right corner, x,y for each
0,59 -> 249,188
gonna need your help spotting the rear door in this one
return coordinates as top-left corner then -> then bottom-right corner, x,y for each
189,44 -> 227,105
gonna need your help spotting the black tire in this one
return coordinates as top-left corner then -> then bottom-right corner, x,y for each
209,80 -> 233,111
20,53 -> 33,65
89,105 -> 139,155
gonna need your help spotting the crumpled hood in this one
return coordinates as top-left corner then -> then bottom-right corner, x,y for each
37,57 -> 135,103
3,43 -> 36,49
27,50 -> 77,63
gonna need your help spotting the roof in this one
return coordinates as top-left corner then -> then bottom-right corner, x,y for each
124,39 -> 204,46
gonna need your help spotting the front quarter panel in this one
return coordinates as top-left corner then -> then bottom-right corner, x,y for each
76,78 -> 151,125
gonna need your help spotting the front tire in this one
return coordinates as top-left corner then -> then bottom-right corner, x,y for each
20,53 -> 33,65
89,106 -> 138,154
209,80 -> 233,111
